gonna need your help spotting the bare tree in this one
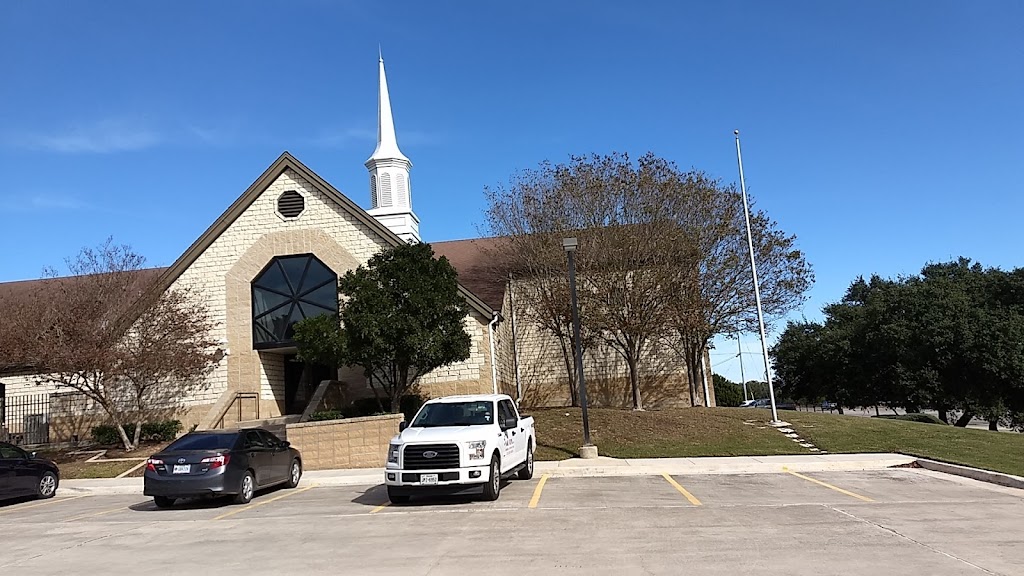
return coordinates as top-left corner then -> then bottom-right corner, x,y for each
119,286 -> 221,447
7,239 -> 221,451
664,173 -> 814,405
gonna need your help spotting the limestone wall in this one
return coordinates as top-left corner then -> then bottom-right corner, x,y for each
285,413 -> 403,470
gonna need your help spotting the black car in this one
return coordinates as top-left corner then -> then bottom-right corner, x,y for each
0,442 -> 60,502
143,428 -> 302,508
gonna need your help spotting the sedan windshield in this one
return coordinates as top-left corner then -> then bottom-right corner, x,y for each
411,401 -> 494,428
165,433 -> 238,451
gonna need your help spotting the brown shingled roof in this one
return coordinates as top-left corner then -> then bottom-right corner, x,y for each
431,237 -> 512,311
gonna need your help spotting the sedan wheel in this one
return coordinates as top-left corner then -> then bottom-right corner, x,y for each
286,459 -> 302,489
233,471 -> 255,505
37,472 -> 57,499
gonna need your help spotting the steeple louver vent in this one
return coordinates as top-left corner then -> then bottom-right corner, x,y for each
277,190 -> 305,219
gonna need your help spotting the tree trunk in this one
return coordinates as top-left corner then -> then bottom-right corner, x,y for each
557,333 -> 580,407
132,421 -> 143,448
115,420 -> 134,452
627,357 -> 643,411
874,405 -> 880,417
954,411 -> 974,427
837,406 -> 844,415
682,344 -> 703,407
938,409 -> 948,424
989,419 -> 998,431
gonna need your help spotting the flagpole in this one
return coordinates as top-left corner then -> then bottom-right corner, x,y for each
734,130 -> 779,423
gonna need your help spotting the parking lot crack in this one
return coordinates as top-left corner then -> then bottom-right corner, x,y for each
825,505 -> 1005,576
0,521 -> 156,569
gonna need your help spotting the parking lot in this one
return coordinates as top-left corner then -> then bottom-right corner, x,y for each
1,468 -> 1022,575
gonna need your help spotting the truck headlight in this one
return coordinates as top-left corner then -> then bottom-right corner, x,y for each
388,444 -> 400,464
467,440 -> 486,460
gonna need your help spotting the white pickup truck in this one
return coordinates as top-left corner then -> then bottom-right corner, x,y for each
384,394 -> 535,503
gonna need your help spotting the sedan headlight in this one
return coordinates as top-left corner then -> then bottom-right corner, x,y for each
467,440 -> 486,460
388,444 -> 400,464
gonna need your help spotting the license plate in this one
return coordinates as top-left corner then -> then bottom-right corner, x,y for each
172,464 -> 190,474
419,474 -> 438,485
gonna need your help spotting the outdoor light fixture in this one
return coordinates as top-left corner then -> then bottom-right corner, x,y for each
562,237 -> 594,453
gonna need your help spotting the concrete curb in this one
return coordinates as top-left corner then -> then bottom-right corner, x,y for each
60,454 -> 1024,496
913,458 -> 1024,490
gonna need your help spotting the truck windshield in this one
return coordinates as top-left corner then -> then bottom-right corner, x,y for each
411,401 -> 494,427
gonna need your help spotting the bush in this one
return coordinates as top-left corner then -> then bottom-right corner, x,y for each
349,394 -> 425,423
90,419 -> 183,445
310,410 -> 345,422
874,413 -> 946,425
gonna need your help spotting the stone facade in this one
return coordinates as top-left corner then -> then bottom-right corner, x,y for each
491,277 -> 715,409
285,413 -> 403,470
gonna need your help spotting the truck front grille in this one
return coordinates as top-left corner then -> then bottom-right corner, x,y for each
404,444 -> 460,470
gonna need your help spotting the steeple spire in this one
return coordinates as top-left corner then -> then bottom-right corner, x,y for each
365,52 -> 419,244
369,53 -> 409,163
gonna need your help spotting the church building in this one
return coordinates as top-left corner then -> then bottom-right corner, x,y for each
0,56 -> 714,440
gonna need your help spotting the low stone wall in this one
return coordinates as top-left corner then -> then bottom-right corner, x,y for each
285,413 -> 404,471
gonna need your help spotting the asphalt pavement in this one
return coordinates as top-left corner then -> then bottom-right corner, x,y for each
2,468 -> 1022,575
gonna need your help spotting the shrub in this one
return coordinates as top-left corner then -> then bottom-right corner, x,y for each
90,419 -> 183,445
874,413 -> 945,425
349,394 -> 425,422
310,410 -> 345,422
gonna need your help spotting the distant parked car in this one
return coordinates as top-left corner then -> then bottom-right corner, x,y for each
143,428 -> 302,508
739,400 -> 758,408
0,442 -> 59,502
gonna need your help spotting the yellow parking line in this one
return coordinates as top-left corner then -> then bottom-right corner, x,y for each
370,503 -> 389,514
662,473 -> 702,506
212,484 -> 317,521
0,495 -> 88,515
528,474 -> 550,509
65,505 -> 129,522
783,468 -> 874,502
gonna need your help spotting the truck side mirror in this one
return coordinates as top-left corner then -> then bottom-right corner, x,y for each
502,417 -> 518,430
399,421 -> 408,432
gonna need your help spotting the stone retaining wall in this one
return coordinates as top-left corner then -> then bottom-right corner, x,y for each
285,413 -> 403,471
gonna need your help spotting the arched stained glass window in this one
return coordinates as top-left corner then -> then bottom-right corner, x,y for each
251,254 -> 338,349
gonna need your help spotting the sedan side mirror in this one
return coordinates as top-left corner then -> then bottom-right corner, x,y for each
29,451 -> 37,459
280,441 -> 290,449
398,421 -> 408,432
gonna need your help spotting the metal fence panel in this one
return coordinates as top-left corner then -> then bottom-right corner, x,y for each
2,393 -> 51,445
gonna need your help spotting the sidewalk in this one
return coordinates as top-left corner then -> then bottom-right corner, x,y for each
59,453 -> 915,496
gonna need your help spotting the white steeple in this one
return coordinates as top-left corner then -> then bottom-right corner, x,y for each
366,52 -> 420,244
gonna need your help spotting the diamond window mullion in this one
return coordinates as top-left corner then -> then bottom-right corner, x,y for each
251,254 -> 339,349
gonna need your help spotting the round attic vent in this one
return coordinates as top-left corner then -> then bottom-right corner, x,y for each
277,190 -> 305,219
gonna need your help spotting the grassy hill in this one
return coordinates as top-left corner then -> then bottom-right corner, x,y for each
531,407 -> 1024,477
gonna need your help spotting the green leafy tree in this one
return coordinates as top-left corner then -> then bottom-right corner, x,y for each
294,243 -> 472,413
712,374 -> 744,407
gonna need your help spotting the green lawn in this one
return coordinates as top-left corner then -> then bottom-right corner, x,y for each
531,407 -> 803,461
786,411 -> 1024,477
530,407 -> 1024,477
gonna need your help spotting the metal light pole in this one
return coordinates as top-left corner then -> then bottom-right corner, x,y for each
737,335 -> 748,402
734,130 -> 780,423
563,237 -> 593,448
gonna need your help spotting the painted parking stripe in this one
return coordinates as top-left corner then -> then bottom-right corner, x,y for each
0,495 -> 88,515
661,473 -> 702,506
370,502 -> 389,514
528,474 -> 550,509
65,505 -> 130,522
783,468 -> 874,502
212,484 -> 317,521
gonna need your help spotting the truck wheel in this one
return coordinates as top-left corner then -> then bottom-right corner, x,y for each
387,486 -> 410,505
481,454 -> 501,501
517,441 -> 534,480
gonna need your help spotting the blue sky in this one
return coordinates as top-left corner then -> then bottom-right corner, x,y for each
1,1 -> 1022,383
